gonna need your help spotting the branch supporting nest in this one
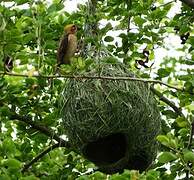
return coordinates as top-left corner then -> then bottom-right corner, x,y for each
0,71 -> 184,91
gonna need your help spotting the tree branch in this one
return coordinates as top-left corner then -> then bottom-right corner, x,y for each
180,0 -> 194,8
10,113 -> 73,172
150,87 -> 184,117
22,143 -> 60,172
0,71 -> 183,91
10,113 -> 70,148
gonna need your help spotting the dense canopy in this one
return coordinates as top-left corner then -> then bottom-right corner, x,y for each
0,0 -> 194,179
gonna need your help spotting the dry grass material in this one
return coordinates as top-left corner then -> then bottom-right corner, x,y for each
60,64 -> 161,174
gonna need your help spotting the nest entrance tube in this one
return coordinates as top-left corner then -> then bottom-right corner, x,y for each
82,133 -> 127,165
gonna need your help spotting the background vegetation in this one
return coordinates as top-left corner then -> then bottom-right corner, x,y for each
0,0 -> 194,179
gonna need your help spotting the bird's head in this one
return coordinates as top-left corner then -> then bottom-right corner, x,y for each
64,24 -> 77,34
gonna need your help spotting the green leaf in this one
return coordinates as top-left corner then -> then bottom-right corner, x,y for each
184,151 -> 194,163
49,3 -> 65,12
15,0 -> 29,5
168,139 -> 178,149
44,40 -> 56,49
157,68 -> 171,78
100,22 -> 113,34
146,170 -> 160,180
133,16 -> 146,26
176,117 -> 188,127
57,14 -> 68,25
0,14 -> 6,31
158,152 -> 177,163
178,128 -> 189,137
163,4 -> 172,12
104,36 -> 114,42
3,158 -> 22,169
178,74 -> 191,81
67,154 -> 73,164
1,138 -> 16,156
78,176 -> 90,180
189,36 -> 194,46
162,110 -> 178,119
107,44 -> 115,52
0,106 -> 10,117
89,171 -> 107,179
20,176 -> 38,180
179,25 -> 190,34
181,59 -> 194,65
15,16 -> 33,30
157,135 -> 169,146
0,174 -> 11,180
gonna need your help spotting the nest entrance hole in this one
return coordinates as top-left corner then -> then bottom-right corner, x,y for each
83,133 -> 127,165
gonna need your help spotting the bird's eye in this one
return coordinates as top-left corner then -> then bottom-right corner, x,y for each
71,25 -> 77,32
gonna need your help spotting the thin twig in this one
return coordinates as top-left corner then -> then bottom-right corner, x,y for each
127,0 -> 132,33
187,120 -> 194,149
10,113 -> 70,148
22,143 -> 60,172
0,71 -> 183,91
150,87 -> 184,117
127,16 -> 131,33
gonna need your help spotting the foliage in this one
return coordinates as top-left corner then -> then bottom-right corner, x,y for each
0,0 -> 194,179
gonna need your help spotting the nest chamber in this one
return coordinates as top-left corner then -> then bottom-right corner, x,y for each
61,64 -> 161,174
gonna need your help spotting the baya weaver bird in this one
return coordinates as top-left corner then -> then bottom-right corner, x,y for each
57,24 -> 77,66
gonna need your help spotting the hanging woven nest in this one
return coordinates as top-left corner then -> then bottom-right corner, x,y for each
61,64 -> 161,174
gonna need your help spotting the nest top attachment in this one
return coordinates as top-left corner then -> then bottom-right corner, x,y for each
61,64 -> 161,174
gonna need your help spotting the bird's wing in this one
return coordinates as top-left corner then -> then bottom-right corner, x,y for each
57,34 -> 69,65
